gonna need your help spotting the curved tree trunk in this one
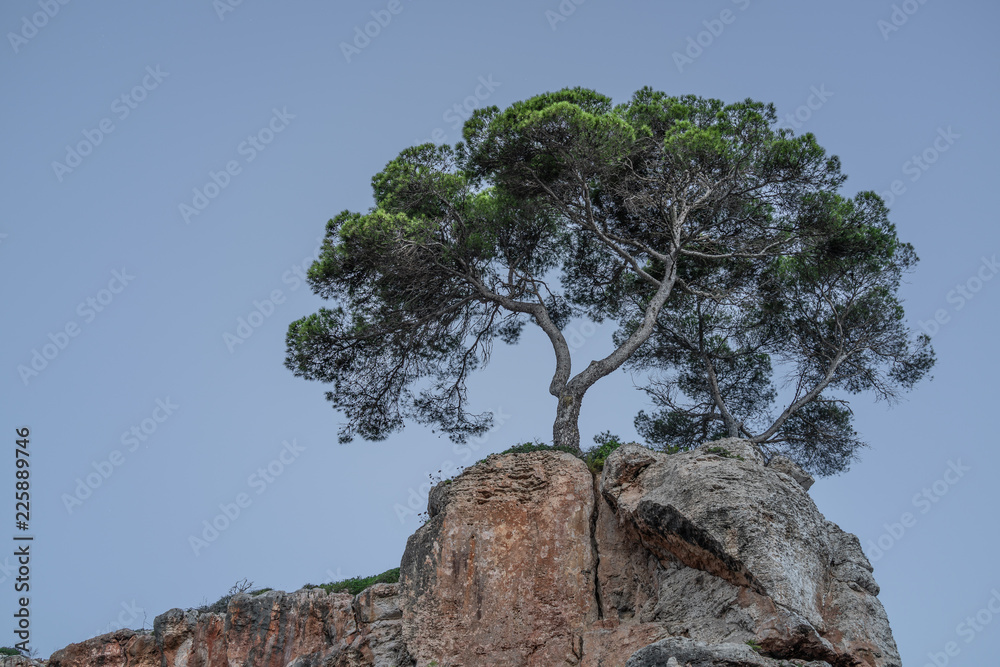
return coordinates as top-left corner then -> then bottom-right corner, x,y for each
547,255 -> 680,455
553,392 -> 583,453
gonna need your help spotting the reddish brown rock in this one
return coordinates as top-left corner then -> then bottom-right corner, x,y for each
48,587 -> 407,667
44,439 -> 903,667
399,450 -> 599,666
0,657 -> 48,667
48,629 -> 158,667
581,620 -> 668,667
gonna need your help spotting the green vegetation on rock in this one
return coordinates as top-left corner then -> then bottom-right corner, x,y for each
497,431 -> 628,475
303,567 -> 401,596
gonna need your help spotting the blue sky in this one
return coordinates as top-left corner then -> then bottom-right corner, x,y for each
2,1 -> 998,661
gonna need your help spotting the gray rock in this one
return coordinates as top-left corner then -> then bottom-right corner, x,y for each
695,437 -> 766,465
0,658 -> 46,667
767,455 -> 815,491
626,636 -> 832,667
602,441 -> 900,667
44,439 -> 901,667
354,582 -> 402,623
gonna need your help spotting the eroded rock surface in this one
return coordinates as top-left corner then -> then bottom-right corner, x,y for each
0,657 -> 48,667
626,636 -> 833,667
603,441 -> 898,667
48,587 -> 408,667
400,450 -> 599,666
46,439 -> 900,667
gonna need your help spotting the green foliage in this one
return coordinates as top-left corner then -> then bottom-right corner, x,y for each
705,446 -> 744,461
304,567 -> 401,596
191,571 -> 403,613
0,647 -> 21,656
746,639 -> 763,653
287,84 -> 932,464
194,578 -> 259,613
499,440 -> 580,457
583,431 -> 626,472
197,594 -> 233,614
495,433 -> 628,474
628,189 -> 934,477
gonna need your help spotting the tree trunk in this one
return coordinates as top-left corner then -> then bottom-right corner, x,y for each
552,393 -> 583,453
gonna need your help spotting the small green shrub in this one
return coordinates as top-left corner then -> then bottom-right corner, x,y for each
499,440 -> 579,457
304,567 -> 401,596
582,431 -> 626,473
195,578 -> 258,613
249,588 -> 272,596
197,594 -> 232,614
0,647 -> 22,656
705,446 -> 744,461
494,433 -> 632,474
746,639 -> 762,653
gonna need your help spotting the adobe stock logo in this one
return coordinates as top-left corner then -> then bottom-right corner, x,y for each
919,255 -> 998,338
672,0 -> 752,73
923,588 -> 1000,667
879,126 -> 959,208
544,0 -> 588,31
51,66 -> 169,182
339,0 -> 414,64
877,0 -> 931,40
17,268 -> 135,386
188,439 -> 305,556
213,0 -> 245,22
62,398 -> 179,514
777,85 -> 834,131
7,0 -> 72,55
865,459 -> 970,562
178,107 -> 294,224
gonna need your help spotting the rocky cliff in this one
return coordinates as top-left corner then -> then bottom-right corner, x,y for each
39,439 -> 900,667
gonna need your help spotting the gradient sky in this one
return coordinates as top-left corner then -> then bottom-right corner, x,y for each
2,1 -> 998,662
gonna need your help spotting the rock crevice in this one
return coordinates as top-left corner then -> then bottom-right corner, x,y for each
44,439 -> 900,667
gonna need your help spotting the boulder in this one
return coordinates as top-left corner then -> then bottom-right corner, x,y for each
602,442 -> 898,667
48,629 -> 158,667
767,455 -> 816,491
399,450 -> 598,666
626,636 -> 833,667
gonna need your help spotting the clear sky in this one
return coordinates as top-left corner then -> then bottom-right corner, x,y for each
2,1 -> 998,661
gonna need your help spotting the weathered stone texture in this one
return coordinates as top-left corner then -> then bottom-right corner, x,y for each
603,441 -> 899,667
46,439 -> 901,667
400,450 -> 598,666
48,587 -> 408,667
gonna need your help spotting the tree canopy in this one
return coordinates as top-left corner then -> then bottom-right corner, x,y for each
285,86 -> 933,475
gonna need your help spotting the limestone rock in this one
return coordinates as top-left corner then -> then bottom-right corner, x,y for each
399,450 -> 598,666
45,438 -> 901,667
767,455 -> 816,491
0,657 -> 47,667
48,629 -> 158,667
48,586 -> 408,667
603,442 -> 899,667
695,438 -> 767,465
157,588 -> 362,667
354,584 -> 409,667
626,636 -> 833,667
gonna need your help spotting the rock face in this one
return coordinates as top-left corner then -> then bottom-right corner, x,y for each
0,657 -> 47,667
44,439 -> 900,667
399,450 -> 599,666
602,440 -> 898,667
47,586 -> 409,667
48,629 -> 159,667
